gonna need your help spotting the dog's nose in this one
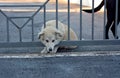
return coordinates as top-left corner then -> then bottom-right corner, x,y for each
49,48 -> 52,51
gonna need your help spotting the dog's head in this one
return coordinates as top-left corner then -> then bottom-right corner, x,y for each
38,28 -> 64,52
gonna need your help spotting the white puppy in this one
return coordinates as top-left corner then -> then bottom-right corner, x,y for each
38,20 -> 78,53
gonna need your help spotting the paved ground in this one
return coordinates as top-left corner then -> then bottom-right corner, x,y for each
0,54 -> 120,78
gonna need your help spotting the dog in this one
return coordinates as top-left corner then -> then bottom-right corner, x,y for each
83,0 -> 120,39
38,20 -> 78,53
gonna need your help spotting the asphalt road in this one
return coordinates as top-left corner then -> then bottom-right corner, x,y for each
0,55 -> 120,78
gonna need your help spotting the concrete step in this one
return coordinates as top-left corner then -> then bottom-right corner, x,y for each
0,45 -> 120,53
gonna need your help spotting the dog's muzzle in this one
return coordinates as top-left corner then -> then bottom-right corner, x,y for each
49,48 -> 52,52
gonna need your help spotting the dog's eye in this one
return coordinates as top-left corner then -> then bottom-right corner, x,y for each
52,40 -> 55,42
46,40 -> 49,43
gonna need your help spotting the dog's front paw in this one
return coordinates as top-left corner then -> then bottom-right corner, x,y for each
41,47 -> 48,54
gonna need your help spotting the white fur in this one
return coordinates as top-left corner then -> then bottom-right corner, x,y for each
38,20 -> 78,53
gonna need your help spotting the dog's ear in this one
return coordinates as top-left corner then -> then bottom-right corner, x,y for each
38,31 -> 44,40
55,30 -> 63,39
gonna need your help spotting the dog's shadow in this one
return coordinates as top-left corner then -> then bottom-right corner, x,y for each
57,47 -> 76,52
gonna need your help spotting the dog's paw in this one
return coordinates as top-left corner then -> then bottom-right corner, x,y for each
41,48 -> 48,54
41,51 -> 48,54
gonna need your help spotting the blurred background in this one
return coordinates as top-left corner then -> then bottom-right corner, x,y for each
0,0 -> 102,7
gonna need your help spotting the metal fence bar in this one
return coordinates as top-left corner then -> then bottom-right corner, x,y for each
10,17 -> 31,29
31,18 -> 34,41
44,5 -> 46,28
21,0 -> 49,29
9,17 -> 21,29
0,0 -> 49,43
6,19 -> 9,42
103,0 -> 106,39
80,0 -> 82,40
0,10 -> 20,29
10,17 -> 32,42
56,0 -> 58,29
0,5 -> 43,7
21,8 -> 42,29
68,0 -> 70,40
19,29 -> 22,42
92,0 -> 94,40
115,0 -> 118,39
0,10 -> 28,42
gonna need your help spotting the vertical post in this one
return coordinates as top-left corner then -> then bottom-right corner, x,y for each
19,28 -> 22,42
115,0 -> 118,39
80,0 -> 82,40
7,18 -> 9,42
44,5 -> 46,28
103,0 -> 106,39
56,0 -> 58,29
68,0 -> 70,40
31,18 -> 34,41
92,0 -> 94,40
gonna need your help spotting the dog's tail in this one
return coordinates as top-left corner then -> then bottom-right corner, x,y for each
82,0 -> 104,13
